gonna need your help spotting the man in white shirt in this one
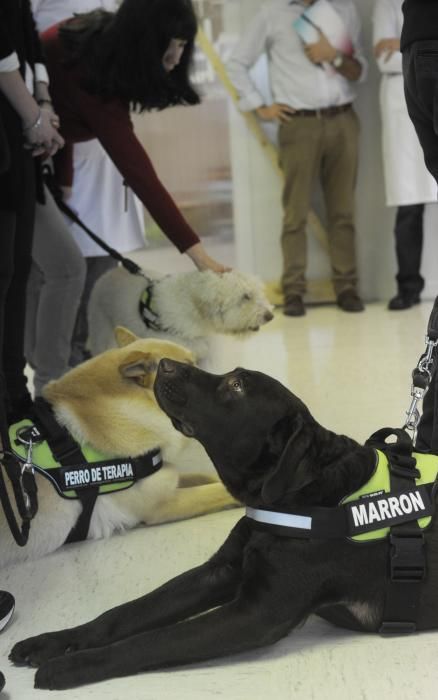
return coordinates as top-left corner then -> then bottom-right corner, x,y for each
227,0 -> 367,316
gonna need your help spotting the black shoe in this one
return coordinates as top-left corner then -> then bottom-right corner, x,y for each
337,289 -> 365,313
0,591 -> 15,632
283,295 -> 305,317
388,293 -> 420,311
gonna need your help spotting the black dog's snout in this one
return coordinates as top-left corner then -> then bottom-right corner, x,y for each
159,358 -> 178,375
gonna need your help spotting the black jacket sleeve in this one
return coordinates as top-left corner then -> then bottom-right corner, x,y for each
0,0 -> 46,70
0,2 -> 15,61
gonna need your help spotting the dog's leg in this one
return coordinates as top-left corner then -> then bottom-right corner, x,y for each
178,473 -> 219,487
33,575 -> 313,691
10,519 -> 250,667
146,482 -> 239,524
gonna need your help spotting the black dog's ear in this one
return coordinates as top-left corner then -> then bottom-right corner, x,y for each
261,414 -> 315,504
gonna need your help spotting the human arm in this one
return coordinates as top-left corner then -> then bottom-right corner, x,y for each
255,104 -> 296,123
185,243 -> 231,273
0,69 -> 63,155
304,30 -> 362,81
56,93 -> 229,271
0,2 -> 63,155
26,0 -> 62,130
305,3 -> 367,83
226,6 -> 270,113
372,0 -> 402,74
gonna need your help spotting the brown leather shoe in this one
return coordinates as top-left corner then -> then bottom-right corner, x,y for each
283,295 -> 305,317
337,289 -> 365,312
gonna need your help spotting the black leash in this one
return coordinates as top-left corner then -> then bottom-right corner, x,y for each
42,165 -> 145,277
0,430 -> 38,547
0,169 -> 148,547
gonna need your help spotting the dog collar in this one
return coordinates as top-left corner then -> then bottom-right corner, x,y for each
139,280 -> 167,332
9,419 -> 163,500
246,450 -> 438,542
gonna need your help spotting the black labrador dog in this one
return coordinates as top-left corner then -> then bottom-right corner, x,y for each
9,361 -> 438,690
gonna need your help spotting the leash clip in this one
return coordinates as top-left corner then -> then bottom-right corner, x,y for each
19,441 -> 35,513
403,337 -> 438,437
21,441 -> 35,475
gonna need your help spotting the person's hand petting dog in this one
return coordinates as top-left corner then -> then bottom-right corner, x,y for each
186,242 -> 232,274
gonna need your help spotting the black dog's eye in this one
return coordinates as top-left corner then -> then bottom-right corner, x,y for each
230,379 -> 243,392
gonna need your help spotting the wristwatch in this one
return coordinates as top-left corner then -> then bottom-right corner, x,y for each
332,52 -> 344,69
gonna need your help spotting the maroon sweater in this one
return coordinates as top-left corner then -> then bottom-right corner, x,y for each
41,24 -> 199,253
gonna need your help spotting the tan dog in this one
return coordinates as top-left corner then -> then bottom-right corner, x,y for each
0,329 -> 237,568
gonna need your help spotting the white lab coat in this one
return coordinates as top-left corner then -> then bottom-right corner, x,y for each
31,0 -> 146,256
373,0 -> 437,206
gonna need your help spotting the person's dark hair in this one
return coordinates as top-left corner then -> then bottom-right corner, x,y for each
59,0 -> 200,111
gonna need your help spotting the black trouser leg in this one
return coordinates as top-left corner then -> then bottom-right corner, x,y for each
0,209 -> 15,448
2,156 -> 35,412
416,378 -> 437,452
403,44 -> 438,183
394,204 -> 424,297
70,256 -> 118,367
403,44 -> 438,452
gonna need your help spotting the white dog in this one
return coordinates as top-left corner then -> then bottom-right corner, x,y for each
0,331 -> 237,568
87,267 -> 274,362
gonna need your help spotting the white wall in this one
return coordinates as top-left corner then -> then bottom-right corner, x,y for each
225,0 -> 438,302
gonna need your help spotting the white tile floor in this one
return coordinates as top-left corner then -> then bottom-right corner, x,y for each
3,243 -> 438,700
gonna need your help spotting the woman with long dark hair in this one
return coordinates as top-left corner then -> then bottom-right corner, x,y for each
41,0 -> 228,273
24,0 -> 230,392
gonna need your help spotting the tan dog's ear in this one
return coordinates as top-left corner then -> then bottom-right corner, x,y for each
115,326 -> 139,348
119,351 -> 158,388
261,415 -> 315,504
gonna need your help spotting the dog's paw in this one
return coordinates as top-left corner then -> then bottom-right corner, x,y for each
34,657 -> 79,691
10,632 -> 73,667
34,658 -> 65,691
35,649 -> 105,690
34,659 -> 55,690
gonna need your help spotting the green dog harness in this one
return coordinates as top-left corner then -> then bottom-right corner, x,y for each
10,420 -> 162,499
246,449 -> 437,542
9,414 -> 163,543
245,427 -> 438,634
343,450 -> 437,541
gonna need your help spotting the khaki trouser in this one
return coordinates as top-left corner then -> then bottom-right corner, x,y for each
278,107 -> 360,298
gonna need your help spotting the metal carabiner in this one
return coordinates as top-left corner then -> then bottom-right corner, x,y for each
19,441 -> 35,513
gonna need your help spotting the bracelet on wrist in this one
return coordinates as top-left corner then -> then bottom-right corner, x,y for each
37,99 -> 53,107
23,109 -> 42,134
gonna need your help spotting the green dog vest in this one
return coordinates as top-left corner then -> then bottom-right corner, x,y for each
9,419 -> 163,500
246,449 -> 438,542
342,449 -> 437,541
